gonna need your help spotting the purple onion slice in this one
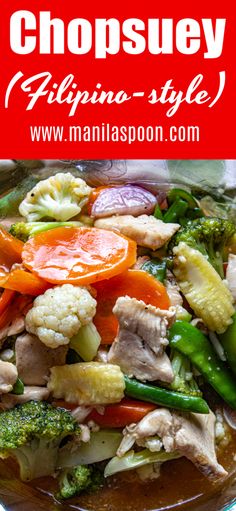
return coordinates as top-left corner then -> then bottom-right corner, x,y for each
91,185 -> 157,218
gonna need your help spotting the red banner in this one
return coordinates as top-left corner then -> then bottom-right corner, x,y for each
0,0 -> 235,158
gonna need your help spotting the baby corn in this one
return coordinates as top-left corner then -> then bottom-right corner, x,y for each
173,242 -> 234,334
48,362 -> 125,405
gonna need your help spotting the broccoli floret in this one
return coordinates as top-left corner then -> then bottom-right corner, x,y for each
0,400 -> 80,481
168,217 -> 236,278
56,465 -> 104,500
18,173 -> 92,222
9,221 -> 83,242
168,349 -> 202,397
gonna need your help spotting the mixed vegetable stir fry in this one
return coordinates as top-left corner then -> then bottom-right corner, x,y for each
0,172 -> 236,501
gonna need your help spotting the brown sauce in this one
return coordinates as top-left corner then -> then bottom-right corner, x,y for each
0,433 -> 236,511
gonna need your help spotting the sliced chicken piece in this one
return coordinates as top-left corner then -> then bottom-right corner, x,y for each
226,254 -> 236,301
117,408 -> 173,456
0,360 -> 18,394
114,297 -> 175,356
166,411 -> 227,480
117,408 -> 227,481
0,386 -> 50,409
15,333 -> 67,386
95,215 -> 180,250
109,328 -> 173,382
7,315 -> 25,336
166,270 -> 183,306
108,297 -> 175,383
70,406 -> 93,423
0,315 -> 25,344
137,436 -> 163,452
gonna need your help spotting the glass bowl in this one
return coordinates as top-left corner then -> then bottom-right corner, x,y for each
0,159 -> 236,511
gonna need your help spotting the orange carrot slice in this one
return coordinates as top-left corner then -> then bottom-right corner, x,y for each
0,289 -> 16,315
87,399 -> 157,428
0,227 -> 23,272
22,227 -> 137,285
0,268 -> 51,296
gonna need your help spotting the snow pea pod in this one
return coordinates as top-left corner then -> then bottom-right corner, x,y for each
168,188 -> 198,209
166,188 -> 204,224
124,376 -> 209,414
153,203 -> 163,220
163,198 -> 188,223
169,320 -> 236,410
219,313 -> 236,376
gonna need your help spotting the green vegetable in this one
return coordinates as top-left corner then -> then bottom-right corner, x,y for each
141,259 -> 167,283
0,176 -> 38,218
169,349 -> 201,397
9,221 -> 83,243
57,430 -> 122,469
11,378 -> 24,395
104,449 -> 181,477
124,376 -> 209,414
219,313 -> 236,376
169,320 -> 236,410
167,189 -> 204,225
153,204 -> 163,220
168,188 -> 198,209
163,198 -> 188,223
168,217 -> 236,278
56,465 -> 103,500
0,401 -> 79,481
70,323 -> 101,362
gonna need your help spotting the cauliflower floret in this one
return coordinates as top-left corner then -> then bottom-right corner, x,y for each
25,284 -> 97,348
19,173 -> 92,222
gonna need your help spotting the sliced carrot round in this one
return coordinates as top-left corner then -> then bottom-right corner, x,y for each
86,399 -> 157,427
52,398 -> 157,426
0,289 -> 16,315
22,227 -> 137,285
0,268 -> 51,296
93,269 -> 170,344
0,227 -> 23,272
